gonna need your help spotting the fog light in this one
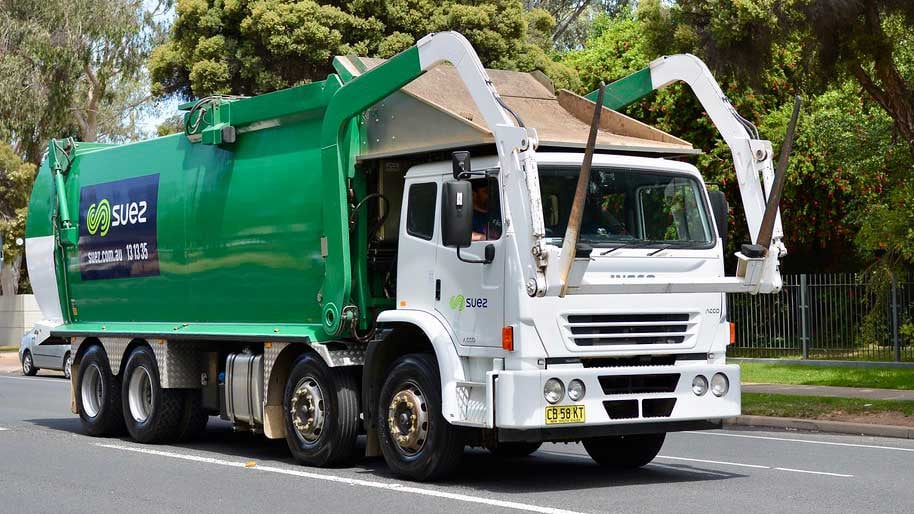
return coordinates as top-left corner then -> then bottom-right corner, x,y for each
711,373 -> 729,397
544,378 -> 565,404
567,379 -> 586,401
692,375 -> 708,396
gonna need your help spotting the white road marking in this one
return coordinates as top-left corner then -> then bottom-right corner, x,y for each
541,450 -> 852,477
656,455 -> 769,469
0,427 -> 8,431
96,443 -> 588,514
0,375 -> 67,384
647,463 -> 731,477
774,467 -> 854,478
687,430 -> 914,453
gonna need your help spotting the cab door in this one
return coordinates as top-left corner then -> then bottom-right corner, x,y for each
396,179 -> 440,312
434,177 -> 506,347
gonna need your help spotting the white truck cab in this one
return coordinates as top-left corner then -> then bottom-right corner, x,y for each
396,152 -> 738,438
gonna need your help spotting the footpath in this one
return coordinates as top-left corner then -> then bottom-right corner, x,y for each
734,382 -> 914,439
0,351 -> 20,374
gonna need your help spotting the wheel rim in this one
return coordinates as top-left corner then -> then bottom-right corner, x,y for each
290,376 -> 325,443
22,353 -> 31,374
387,382 -> 429,456
127,365 -> 154,423
80,363 -> 104,418
64,355 -> 72,379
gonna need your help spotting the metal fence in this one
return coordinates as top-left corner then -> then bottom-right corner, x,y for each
728,272 -> 914,362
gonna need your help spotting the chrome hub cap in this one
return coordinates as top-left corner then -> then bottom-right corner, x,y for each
128,366 -> 154,423
387,384 -> 429,455
22,354 -> 32,374
64,355 -> 72,379
80,363 -> 104,418
290,377 -> 325,443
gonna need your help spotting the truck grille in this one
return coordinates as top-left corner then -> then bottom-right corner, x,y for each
598,373 -> 680,395
563,313 -> 696,347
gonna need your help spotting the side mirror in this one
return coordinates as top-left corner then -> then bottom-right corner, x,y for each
708,190 -> 728,247
441,180 -> 473,248
452,151 -> 471,180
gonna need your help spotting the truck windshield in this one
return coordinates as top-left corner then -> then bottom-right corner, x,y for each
539,166 -> 713,248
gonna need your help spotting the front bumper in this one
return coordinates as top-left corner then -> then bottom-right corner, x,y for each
493,363 -> 739,432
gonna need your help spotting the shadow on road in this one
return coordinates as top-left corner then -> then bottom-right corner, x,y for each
25,416 -> 743,493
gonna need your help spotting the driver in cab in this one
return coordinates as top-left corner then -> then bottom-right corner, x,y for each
471,180 -> 501,241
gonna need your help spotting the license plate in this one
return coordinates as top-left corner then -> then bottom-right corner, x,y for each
545,405 -> 585,424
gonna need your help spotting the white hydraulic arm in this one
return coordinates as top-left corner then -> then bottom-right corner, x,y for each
572,53 -> 794,295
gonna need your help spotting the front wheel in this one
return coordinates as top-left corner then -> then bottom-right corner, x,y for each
377,353 -> 464,481
583,433 -> 666,469
21,350 -> 37,376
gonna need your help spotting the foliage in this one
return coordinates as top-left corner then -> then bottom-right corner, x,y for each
524,0 -> 632,50
561,4 -> 910,271
0,0 -> 168,164
0,144 -> 37,294
149,0 -> 579,98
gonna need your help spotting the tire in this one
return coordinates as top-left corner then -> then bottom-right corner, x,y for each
583,433 -> 666,469
377,353 -> 464,481
63,352 -> 72,380
21,350 -> 38,376
75,345 -> 125,436
176,389 -> 209,442
489,441 -> 542,458
121,346 -> 184,444
283,354 -> 359,467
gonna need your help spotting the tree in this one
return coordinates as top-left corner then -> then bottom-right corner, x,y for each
149,0 -> 579,98
647,1 -> 914,161
0,0 -> 168,165
562,6 -> 896,271
0,144 -> 37,295
523,0 -> 631,49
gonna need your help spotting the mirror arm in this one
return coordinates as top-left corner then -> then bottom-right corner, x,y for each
457,245 -> 494,264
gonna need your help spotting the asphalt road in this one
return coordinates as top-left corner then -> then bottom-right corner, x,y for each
1,373 -> 913,514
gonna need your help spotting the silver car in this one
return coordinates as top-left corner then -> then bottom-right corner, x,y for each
19,329 -> 72,379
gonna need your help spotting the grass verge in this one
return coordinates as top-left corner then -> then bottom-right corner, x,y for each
738,361 -> 914,390
742,393 -> 914,419
0,345 -> 18,352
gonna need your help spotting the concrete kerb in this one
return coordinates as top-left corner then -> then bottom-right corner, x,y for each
727,415 -> 914,439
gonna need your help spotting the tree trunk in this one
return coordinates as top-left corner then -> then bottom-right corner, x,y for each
0,253 -> 22,296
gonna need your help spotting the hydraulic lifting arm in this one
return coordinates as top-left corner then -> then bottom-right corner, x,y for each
582,54 -> 793,294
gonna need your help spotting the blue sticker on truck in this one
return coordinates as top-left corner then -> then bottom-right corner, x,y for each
77,174 -> 160,280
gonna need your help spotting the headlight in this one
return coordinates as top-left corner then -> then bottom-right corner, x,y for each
544,378 -> 565,404
692,375 -> 708,396
711,373 -> 729,397
567,379 -> 586,401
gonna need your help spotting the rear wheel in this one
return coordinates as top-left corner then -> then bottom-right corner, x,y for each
583,433 -> 666,469
21,350 -> 37,376
489,442 -> 542,458
377,353 -> 464,481
121,346 -> 184,443
283,354 -> 359,467
176,389 -> 209,442
63,352 -> 72,380
75,345 -> 124,436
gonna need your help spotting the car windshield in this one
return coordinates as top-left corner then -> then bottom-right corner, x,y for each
538,166 -> 713,248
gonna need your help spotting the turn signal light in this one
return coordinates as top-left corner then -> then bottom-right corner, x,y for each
502,326 -> 514,351
729,322 -> 736,344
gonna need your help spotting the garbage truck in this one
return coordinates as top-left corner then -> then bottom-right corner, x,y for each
25,32 -> 792,480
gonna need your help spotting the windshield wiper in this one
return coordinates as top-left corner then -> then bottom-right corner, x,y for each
599,240 -> 659,255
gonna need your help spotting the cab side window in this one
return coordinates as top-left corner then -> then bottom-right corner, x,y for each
406,182 -> 437,240
470,177 -> 502,241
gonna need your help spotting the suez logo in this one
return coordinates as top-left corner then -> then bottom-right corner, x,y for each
85,199 -> 149,237
448,294 -> 488,311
